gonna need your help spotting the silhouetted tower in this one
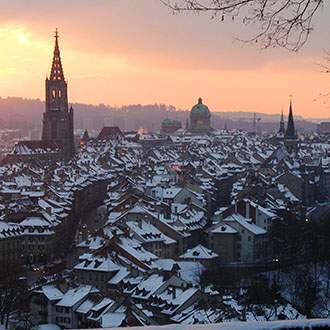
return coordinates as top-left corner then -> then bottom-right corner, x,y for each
284,99 -> 297,153
278,109 -> 285,135
285,100 -> 296,138
80,129 -> 90,148
253,112 -> 257,134
42,29 -> 74,160
252,112 -> 261,135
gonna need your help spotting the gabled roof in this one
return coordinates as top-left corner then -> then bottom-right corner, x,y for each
56,285 -> 99,308
208,223 -> 237,235
42,285 -> 64,301
224,213 -> 266,235
11,141 -> 60,155
180,244 -> 218,260
97,127 -> 124,140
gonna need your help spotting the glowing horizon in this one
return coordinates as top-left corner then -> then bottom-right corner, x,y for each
0,1 -> 329,119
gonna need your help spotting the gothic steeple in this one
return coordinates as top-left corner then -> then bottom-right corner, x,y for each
42,30 -> 74,160
285,99 -> 296,139
279,108 -> 285,134
50,29 -> 65,81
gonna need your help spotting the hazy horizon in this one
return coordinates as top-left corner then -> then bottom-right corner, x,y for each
0,1 -> 329,118
0,94 -> 329,121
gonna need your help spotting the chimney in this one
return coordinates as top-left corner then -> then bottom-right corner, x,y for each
172,287 -> 176,299
46,207 -> 52,215
245,201 -> 250,219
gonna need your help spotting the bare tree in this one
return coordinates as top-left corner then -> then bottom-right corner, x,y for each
0,264 -> 29,329
319,50 -> 330,73
161,0 -> 324,51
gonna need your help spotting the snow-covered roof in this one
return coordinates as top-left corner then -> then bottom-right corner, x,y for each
180,244 -> 218,260
225,213 -> 267,235
56,285 -> 98,308
101,312 -> 126,328
42,285 -> 64,301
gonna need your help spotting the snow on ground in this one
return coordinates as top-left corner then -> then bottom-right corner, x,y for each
90,319 -> 330,329
35,325 -> 61,330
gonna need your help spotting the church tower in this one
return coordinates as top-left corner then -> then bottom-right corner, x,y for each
42,30 -> 74,160
284,99 -> 297,153
278,109 -> 285,135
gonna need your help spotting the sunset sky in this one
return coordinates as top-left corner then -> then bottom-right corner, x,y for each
0,0 -> 329,118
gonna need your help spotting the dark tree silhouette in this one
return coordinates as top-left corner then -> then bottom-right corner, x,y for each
161,0 -> 324,51
0,265 -> 29,329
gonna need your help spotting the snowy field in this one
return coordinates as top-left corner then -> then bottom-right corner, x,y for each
77,319 -> 330,330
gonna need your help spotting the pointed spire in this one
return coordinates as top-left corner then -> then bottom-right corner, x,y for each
285,98 -> 296,139
81,129 -> 90,142
279,107 -> 285,134
50,29 -> 65,81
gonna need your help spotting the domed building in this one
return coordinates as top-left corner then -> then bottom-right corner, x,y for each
189,97 -> 212,134
161,118 -> 182,134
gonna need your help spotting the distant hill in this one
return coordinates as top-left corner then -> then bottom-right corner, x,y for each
212,111 -> 305,122
0,96 -> 317,134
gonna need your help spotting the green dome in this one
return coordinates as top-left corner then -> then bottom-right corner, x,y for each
162,118 -> 181,127
191,98 -> 210,118
162,118 -> 173,126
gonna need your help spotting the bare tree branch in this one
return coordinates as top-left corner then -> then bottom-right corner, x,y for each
319,50 -> 330,73
160,0 -> 324,51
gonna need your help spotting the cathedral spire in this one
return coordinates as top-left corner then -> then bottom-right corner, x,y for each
279,107 -> 285,134
43,30 -> 74,160
50,28 -> 65,81
285,99 -> 296,139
